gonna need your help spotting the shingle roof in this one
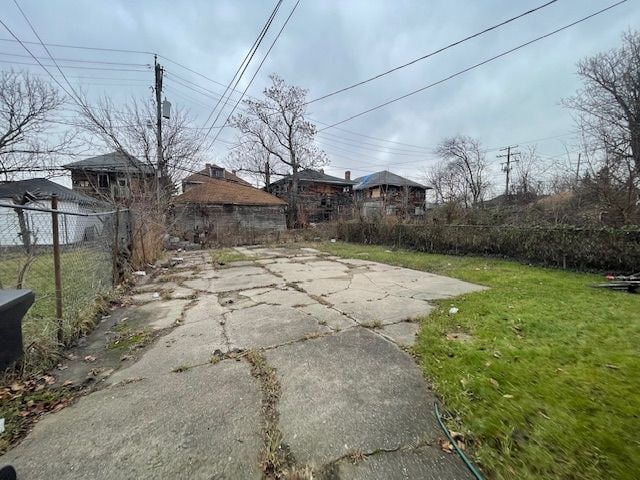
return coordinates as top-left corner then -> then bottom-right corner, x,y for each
182,164 -> 251,186
173,179 -> 286,206
64,152 -> 155,174
353,171 -> 429,190
0,178 -> 104,206
271,169 -> 356,186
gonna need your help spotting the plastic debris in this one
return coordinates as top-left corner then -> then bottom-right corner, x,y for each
330,238 -> 337,243
152,292 -> 160,299
133,271 -> 146,276
0,417 -> 4,434
449,307 -> 459,315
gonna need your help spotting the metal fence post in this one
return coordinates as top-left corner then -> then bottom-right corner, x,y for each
51,194 -> 64,344
112,207 -> 120,285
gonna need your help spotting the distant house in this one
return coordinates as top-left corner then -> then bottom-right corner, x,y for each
181,163 -> 251,193
0,178 -> 106,247
270,169 -> 356,223
353,170 -> 430,217
172,179 -> 286,243
64,152 -> 155,203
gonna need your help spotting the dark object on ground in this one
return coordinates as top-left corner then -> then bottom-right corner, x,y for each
0,289 -> 35,369
0,465 -> 17,480
595,273 -> 640,293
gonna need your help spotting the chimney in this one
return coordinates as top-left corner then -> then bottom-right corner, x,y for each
345,171 -> 351,181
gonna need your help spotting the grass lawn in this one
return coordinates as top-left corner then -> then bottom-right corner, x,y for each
0,248 -> 112,368
314,241 -> 640,480
210,247 -> 252,264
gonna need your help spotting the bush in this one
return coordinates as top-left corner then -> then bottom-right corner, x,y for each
336,220 -> 640,273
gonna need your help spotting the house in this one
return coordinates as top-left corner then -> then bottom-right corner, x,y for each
64,152 -> 155,203
171,179 -> 286,243
353,170 -> 429,217
181,163 -> 251,193
0,178 -> 107,247
270,169 -> 356,223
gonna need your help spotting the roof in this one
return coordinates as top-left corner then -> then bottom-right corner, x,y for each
64,152 -> 155,174
173,179 -> 286,206
271,169 -> 357,187
0,178 -> 104,206
353,171 -> 429,190
182,164 -> 251,186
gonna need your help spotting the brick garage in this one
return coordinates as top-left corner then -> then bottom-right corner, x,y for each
171,180 -> 286,244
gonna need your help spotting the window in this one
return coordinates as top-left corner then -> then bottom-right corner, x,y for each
98,173 -> 109,188
117,177 -> 127,188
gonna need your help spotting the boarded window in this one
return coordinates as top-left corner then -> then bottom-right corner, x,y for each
98,174 -> 109,188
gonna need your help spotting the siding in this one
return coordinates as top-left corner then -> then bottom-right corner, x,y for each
173,204 -> 286,236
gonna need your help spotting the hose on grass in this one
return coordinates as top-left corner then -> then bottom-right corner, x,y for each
434,402 -> 485,480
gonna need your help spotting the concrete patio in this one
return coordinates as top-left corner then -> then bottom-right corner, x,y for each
2,246 -> 485,479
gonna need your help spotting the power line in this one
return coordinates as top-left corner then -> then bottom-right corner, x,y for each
0,37 -> 154,55
318,0 -> 628,132
207,0 -> 303,149
307,0 -> 558,105
200,0 -> 283,135
0,50 -> 149,67
0,58 -> 150,72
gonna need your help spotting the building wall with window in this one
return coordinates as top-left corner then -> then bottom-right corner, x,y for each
69,170 -> 153,203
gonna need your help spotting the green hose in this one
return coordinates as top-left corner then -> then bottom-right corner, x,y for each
434,402 -> 485,480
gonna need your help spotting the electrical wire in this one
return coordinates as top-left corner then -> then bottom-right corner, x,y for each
318,0 -> 628,132
307,0 -> 558,105
206,0 -> 303,148
199,0 -> 283,134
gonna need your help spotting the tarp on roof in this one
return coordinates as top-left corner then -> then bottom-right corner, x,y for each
353,170 -> 428,190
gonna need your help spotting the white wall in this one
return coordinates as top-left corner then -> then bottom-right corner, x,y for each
0,199 -> 102,247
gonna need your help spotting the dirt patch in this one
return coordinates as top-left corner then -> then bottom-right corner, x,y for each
445,331 -> 473,343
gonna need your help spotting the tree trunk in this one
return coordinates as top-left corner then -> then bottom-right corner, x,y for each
289,163 -> 299,228
265,158 -> 271,194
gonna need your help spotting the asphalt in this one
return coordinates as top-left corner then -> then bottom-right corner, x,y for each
1,245 -> 485,479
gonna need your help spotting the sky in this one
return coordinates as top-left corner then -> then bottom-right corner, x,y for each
1,0 -> 639,192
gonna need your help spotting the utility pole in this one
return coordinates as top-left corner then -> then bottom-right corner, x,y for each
154,55 -> 164,204
575,152 -> 582,185
497,145 -> 520,201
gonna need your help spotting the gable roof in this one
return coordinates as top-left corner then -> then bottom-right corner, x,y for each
0,178 -> 104,206
64,152 -> 155,174
182,164 -> 251,187
173,179 -> 286,206
353,171 -> 429,190
271,169 -> 356,187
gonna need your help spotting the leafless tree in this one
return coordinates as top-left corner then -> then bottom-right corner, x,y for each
77,95 -> 205,199
512,146 -> 546,197
226,140 -> 286,191
230,74 -> 327,226
563,29 -> 640,176
0,70 -> 74,180
435,135 -> 489,207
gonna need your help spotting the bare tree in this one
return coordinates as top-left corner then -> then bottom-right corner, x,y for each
435,135 -> 489,207
0,70 -> 74,180
230,74 -> 327,227
563,30 -> 640,176
78,95 -> 205,199
226,140 -> 286,191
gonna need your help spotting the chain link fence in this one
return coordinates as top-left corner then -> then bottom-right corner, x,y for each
0,197 -> 130,368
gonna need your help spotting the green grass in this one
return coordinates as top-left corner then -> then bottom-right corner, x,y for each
0,249 -> 112,370
210,247 -> 251,264
314,241 -> 640,480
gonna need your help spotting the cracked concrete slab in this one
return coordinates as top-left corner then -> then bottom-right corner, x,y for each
296,303 -> 358,331
2,361 -> 263,480
129,299 -> 190,330
225,303 -> 331,349
378,321 -> 421,347
334,295 -> 433,325
181,294 -> 227,324
330,445 -> 473,480
266,328 -> 446,468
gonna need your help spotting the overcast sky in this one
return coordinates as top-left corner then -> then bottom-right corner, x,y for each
2,0 -> 639,189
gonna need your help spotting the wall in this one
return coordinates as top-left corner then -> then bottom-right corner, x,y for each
0,199 -> 101,247
172,203 -> 286,243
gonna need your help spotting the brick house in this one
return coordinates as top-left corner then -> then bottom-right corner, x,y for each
64,152 -> 155,203
353,170 -> 429,217
270,169 -> 356,223
181,163 -> 251,193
